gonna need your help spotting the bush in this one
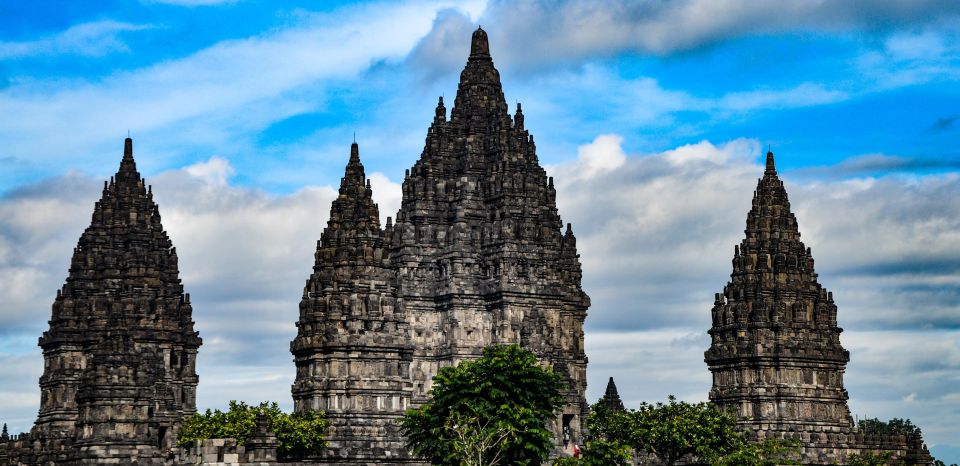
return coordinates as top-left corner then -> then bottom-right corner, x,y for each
580,396 -> 799,466
856,418 -> 921,437
176,400 -> 328,459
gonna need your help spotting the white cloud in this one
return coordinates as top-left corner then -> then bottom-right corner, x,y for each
185,156 -> 235,186
717,83 -> 848,112
504,67 -> 849,152
368,171 -> 403,224
0,1 -> 461,177
0,20 -> 152,60
562,134 -> 627,180
661,138 -> 757,166
856,27 -> 960,89
409,0 -> 960,73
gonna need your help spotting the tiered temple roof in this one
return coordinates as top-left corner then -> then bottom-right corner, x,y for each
602,377 -> 625,412
292,27 -> 590,459
391,26 -> 590,453
30,138 -> 201,463
704,151 -> 933,464
291,143 -> 415,462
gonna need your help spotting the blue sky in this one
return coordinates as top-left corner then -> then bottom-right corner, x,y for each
1,0 -> 959,462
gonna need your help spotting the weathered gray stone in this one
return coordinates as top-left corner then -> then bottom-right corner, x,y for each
291,142 -> 416,463
3,137 -> 201,465
704,151 -> 932,465
291,27 -> 590,461
601,377 -> 625,413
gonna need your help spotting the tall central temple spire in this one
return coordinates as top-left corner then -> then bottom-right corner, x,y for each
395,25 -> 589,456
292,28 -> 590,461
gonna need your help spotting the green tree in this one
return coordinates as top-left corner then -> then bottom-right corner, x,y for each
610,396 -> 742,465
579,396 -> 799,466
933,460 -> 959,466
857,417 -> 922,437
176,400 -> 328,459
400,344 -> 565,466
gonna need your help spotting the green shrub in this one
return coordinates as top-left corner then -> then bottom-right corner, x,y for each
176,400 -> 328,459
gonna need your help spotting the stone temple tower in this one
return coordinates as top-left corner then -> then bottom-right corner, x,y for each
292,27 -> 590,460
705,150 -> 855,462
31,137 -> 201,463
392,26 -> 590,453
291,142 -> 416,463
704,151 -> 933,465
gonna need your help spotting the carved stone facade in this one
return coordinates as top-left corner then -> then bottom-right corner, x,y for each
705,151 -> 931,465
291,142 -> 416,463
291,27 -> 590,461
2,138 -> 202,465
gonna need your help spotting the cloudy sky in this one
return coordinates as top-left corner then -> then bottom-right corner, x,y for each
1,0 -> 959,461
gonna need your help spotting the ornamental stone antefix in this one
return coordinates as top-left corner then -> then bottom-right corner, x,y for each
291,142 -> 416,464
705,151 -> 932,465
292,27 -> 590,461
28,137 -> 202,464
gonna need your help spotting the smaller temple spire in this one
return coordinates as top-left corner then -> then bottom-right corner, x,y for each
116,137 -> 140,184
435,96 -> 446,122
350,141 -> 360,164
765,148 -> 777,175
341,142 -> 366,191
470,26 -> 490,57
514,102 -> 524,131
603,377 -> 625,412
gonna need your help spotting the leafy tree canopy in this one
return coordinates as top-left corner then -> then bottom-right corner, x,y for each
571,396 -> 799,466
176,400 -> 328,459
400,344 -> 565,466
609,395 -> 742,465
857,417 -> 922,437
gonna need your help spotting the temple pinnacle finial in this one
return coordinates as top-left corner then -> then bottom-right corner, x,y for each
765,147 -> 777,174
470,26 -> 490,57
435,96 -> 446,122
123,136 -> 133,160
350,140 -> 360,163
